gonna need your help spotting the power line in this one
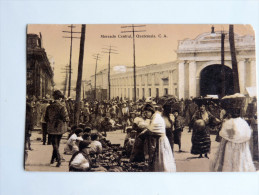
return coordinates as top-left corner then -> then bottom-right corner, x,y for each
93,53 -> 101,100
62,24 -> 81,97
121,24 -> 146,102
102,45 -> 119,100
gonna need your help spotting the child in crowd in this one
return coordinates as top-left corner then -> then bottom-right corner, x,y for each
82,133 -> 91,141
67,125 -> 77,140
64,128 -> 83,155
89,133 -> 102,154
124,127 -> 137,157
69,140 -> 92,172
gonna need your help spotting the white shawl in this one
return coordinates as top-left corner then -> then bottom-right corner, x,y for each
220,117 -> 252,144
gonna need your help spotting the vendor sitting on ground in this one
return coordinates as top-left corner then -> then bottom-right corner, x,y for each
89,133 -> 102,154
82,133 -> 91,141
69,140 -> 92,172
97,133 -> 110,148
83,127 -> 92,134
67,125 -> 78,140
100,116 -> 112,136
64,128 -> 83,155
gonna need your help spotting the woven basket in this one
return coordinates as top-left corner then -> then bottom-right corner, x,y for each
221,97 -> 246,109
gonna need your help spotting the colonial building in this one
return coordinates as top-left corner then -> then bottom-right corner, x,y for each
110,63 -> 177,99
87,31 -> 256,100
27,34 -> 54,99
176,31 -> 255,99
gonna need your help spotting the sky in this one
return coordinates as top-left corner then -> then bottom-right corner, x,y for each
27,24 -> 255,90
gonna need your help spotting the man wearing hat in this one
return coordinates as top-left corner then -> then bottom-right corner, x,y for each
45,90 -> 69,167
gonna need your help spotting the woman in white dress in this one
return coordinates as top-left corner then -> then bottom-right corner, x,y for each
210,108 -> 256,172
140,104 -> 176,172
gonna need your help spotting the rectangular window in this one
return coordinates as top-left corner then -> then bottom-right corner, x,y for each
142,88 -> 145,98
164,88 -> 168,95
162,78 -> 169,85
156,88 -> 159,97
137,88 -> 139,99
149,88 -> 151,96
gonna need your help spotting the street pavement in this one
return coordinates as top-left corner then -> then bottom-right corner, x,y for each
25,128 -> 259,172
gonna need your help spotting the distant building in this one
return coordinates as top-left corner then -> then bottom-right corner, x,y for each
27,33 -> 54,99
88,31 -> 256,100
87,66 -> 133,101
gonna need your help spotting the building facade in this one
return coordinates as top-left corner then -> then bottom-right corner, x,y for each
87,69 -> 109,100
110,63 -> 178,100
88,31 -> 256,100
27,34 -> 54,99
176,31 -> 256,99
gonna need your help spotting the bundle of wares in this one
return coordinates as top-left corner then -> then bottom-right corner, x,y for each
221,93 -> 246,117
90,144 -> 149,172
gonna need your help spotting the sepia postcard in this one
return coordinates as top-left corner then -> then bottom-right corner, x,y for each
24,24 -> 258,172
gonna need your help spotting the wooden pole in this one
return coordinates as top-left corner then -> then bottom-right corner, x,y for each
94,54 -> 100,100
74,24 -> 86,125
229,24 -> 240,93
221,32 -> 226,97
108,47 -> 111,100
133,26 -> 136,102
68,25 -> 73,97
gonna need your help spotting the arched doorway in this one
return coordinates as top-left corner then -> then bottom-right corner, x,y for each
200,64 -> 234,97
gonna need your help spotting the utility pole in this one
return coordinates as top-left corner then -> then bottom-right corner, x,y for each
63,68 -> 68,96
61,65 -> 71,97
93,54 -> 101,100
74,24 -> 86,125
229,24 -> 240,93
121,24 -> 146,102
62,24 -> 81,97
82,80 -> 85,100
221,31 -> 226,97
102,45 -> 118,100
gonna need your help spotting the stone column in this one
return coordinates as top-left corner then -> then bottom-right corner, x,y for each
151,73 -> 155,97
178,61 -> 185,99
249,60 -> 256,87
168,71 -> 172,95
169,70 -> 174,95
238,60 -> 246,94
159,73 -> 163,97
171,70 -> 176,96
139,75 -> 143,99
144,74 -> 148,98
189,61 -> 197,98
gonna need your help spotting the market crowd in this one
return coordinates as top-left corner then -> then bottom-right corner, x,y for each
25,90 -> 258,172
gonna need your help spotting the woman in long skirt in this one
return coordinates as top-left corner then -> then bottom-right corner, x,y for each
210,108 -> 256,172
190,103 -> 220,158
162,104 -> 174,153
139,104 -> 176,172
